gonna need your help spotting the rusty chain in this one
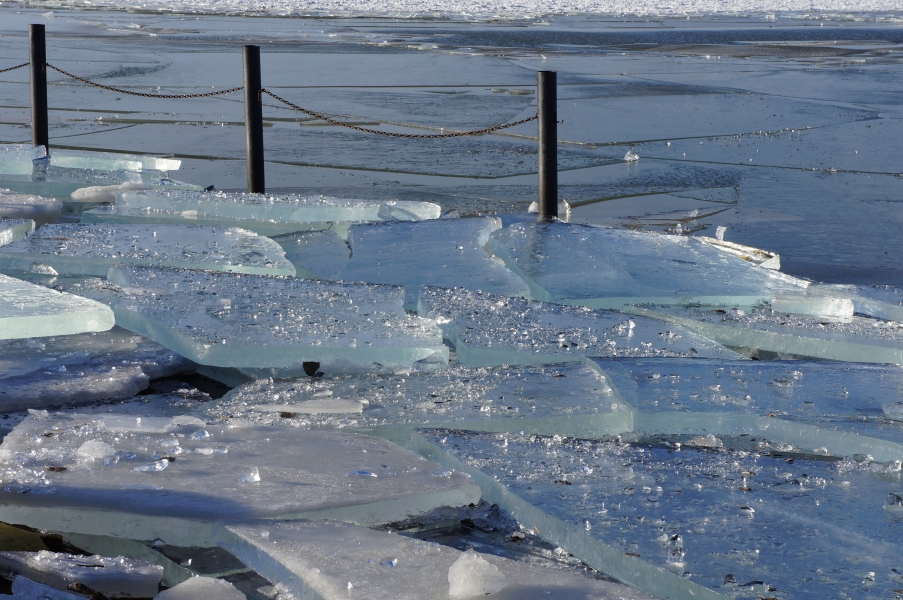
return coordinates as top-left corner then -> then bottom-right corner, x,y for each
46,64 -> 243,98
262,89 -> 537,139
0,62 -> 29,75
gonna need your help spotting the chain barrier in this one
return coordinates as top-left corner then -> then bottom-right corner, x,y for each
262,89 -> 537,139
0,62 -> 29,75
46,64 -> 243,98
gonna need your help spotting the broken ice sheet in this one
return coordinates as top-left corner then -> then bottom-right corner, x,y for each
0,273 -> 114,340
0,412 -> 479,545
0,550 -> 163,598
809,282 -> 903,323
270,229 -> 350,280
154,576 -> 245,600
58,266 -> 446,373
81,190 -> 442,235
0,145 -> 44,176
339,218 -> 528,307
221,520 -> 656,600
11,576 -> 83,600
426,429 -> 903,600
0,219 -> 34,248
49,150 -> 181,173
196,361 -> 635,438
0,224 -> 295,277
417,287 -> 741,367
487,222 -> 807,309
0,189 -> 61,226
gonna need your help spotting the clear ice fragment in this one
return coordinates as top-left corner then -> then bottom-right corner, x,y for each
771,294 -> 854,320
698,236 -> 780,270
0,219 -> 35,248
50,150 -> 181,173
448,549 -> 508,597
69,182 -> 153,205
0,189 -> 61,226
153,576 -> 245,600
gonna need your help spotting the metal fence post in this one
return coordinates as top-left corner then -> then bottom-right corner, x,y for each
29,24 -> 49,154
243,45 -> 265,194
537,70 -> 557,220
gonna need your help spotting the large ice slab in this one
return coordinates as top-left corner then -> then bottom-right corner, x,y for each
809,283 -> 903,322
197,361 -> 634,438
0,189 -> 61,226
0,145 -> 44,176
270,229 -> 349,280
50,150 -> 181,173
221,520 -> 657,600
423,429 -> 903,600
417,287 -> 741,366
0,412 -> 480,546
0,219 -> 34,248
60,266 -> 446,373
0,224 -> 295,277
339,218 -> 528,307
0,274 -> 114,340
81,190 -> 442,236
487,222 -> 807,309
0,550 -> 163,598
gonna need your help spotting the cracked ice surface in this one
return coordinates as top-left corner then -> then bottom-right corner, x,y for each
0,412 -> 479,544
0,273 -> 114,340
56,265 -> 447,373
488,222 -> 807,309
417,287 -> 741,367
0,224 -> 295,277
339,218 -> 528,306
222,520 -> 657,600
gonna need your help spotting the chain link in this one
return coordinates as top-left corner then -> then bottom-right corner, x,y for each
46,64 -> 243,98
262,89 -> 537,139
0,62 -> 29,75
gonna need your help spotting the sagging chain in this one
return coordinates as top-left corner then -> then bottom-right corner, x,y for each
262,89 -> 537,139
46,64 -> 243,98
0,62 -> 29,75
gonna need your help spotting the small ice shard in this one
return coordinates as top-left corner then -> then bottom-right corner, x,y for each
11,576 -> 83,600
771,294 -> 854,320
153,576 -> 245,600
698,237 -> 781,270
886,492 -> 903,512
76,440 -> 116,460
0,550 -> 163,598
715,226 -> 727,241
0,224 -> 295,277
0,189 -> 61,226
133,460 -> 170,472
685,434 -> 723,449
624,149 -> 639,162
190,429 -> 211,440
240,467 -> 261,483
69,182 -> 153,205
0,273 -> 114,340
27,262 -> 58,275
447,549 -> 508,597
0,218 -> 35,247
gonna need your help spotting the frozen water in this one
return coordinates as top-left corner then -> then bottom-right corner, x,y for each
11,576 -> 83,600
270,230 -> 350,280
425,429 -> 903,600
339,218 -> 528,307
417,287 -> 741,367
0,550 -> 163,598
447,549 -> 508,597
624,150 -> 639,162
697,237 -> 780,271
0,273 -> 114,340
0,190 -> 61,226
221,520 -> 656,600
50,151 -> 181,173
70,183 -> 154,205
770,294 -> 854,320
59,265 -> 447,373
487,222 -> 807,310
0,146 -> 44,176
154,576 -> 245,600
0,365 -> 150,413
809,283 -> 903,323
0,224 -> 295,277
0,219 -> 34,248
81,190 -> 442,235
0,412 -> 480,545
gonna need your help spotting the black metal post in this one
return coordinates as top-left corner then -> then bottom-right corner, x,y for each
537,71 -> 557,220
243,45 -> 265,194
29,24 -> 49,154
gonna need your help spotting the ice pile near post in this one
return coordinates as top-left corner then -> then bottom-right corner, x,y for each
81,189 -> 442,236
417,286 -> 741,366
0,224 -> 296,277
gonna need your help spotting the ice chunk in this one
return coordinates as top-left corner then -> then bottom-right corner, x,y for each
0,145 -> 45,176
809,283 -> 903,322
60,266 -> 446,374
69,182 -> 153,205
0,219 -> 34,248
624,149 -> 640,162
526,199 -> 571,221
487,222 -> 807,309
0,412 -> 479,545
221,520 -> 656,600
50,150 -> 181,173
771,294 -> 854,320
417,287 -> 741,366
698,236 -> 780,270
0,224 -> 295,277
339,218 -> 528,307
270,229 -> 350,280
154,577 -> 245,600
0,273 -> 114,340
448,549 -> 507,597
0,550 -> 163,598
0,189 -> 61,226
11,576 -> 83,600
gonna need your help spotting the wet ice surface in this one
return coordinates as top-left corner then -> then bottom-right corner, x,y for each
488,222 -> 808,309
0,273 -> 114,340
340,218 -> 528,306
428,429 -> 903,600
0,223 -> 295,277
0,190 -> 61,226
56,265 -> 446,373
417,287 -> 741,366
0,219 -> 33,248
